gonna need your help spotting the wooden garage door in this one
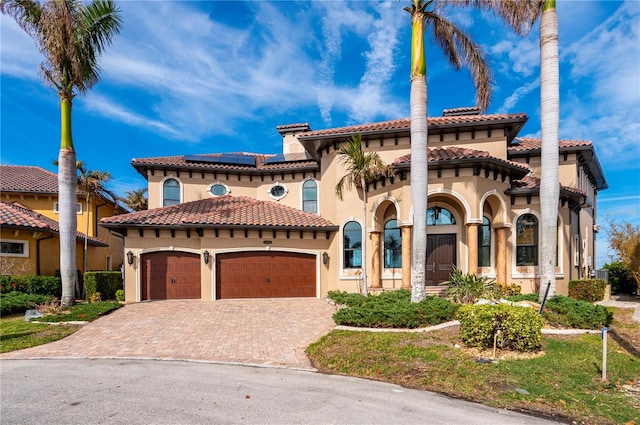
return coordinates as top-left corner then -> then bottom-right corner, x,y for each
141,252 -> 201,300
216,251 -> 316,299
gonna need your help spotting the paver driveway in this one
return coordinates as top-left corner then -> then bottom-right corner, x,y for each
1,299 -> 337,370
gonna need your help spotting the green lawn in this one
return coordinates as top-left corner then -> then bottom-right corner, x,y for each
307,308 -> 640,425
0,301 -> 122,353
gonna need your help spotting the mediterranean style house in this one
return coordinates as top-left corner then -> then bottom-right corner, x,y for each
101,107 -> 607,302
0,165 -> 125,277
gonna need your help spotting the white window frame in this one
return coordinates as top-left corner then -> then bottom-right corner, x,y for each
53,202 -> 82,214
301,179 -> 319,214
160,176 -> 183,206
0,239 -> 29,257
208,181 -> 230,197
267,182 -> 288,201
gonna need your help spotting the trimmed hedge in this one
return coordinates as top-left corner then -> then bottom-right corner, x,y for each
0,275 -> 61,297
457,304 -> 543,352
330,289 -> 458,328
569,279 -> 607,302
0,291 -> 50,316
544,295 -> 613,329
84,272 -> 122,301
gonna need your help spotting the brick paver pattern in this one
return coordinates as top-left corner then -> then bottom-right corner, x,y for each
1,299 -> 337,370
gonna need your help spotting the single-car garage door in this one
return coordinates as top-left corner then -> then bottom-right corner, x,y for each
216,251 -> 316,299
141,251 -> 201,300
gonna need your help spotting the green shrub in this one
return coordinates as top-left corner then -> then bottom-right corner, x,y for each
115,289 -> 124,302
457,304 -> 543,352
0,292 -> 50,316
544,296 -> 613,329
0,275 -> 61,297
84,272 -> 122,300
500,283 -> 522,296
442,266 -> 502,304
505,293 -> 539,303
603,261 -> 636,294
568,279 -> 607,302
327,290 -> 368,307
332,290 -> 458,328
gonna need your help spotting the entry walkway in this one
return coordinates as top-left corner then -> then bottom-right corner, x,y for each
1,299 -> 337,370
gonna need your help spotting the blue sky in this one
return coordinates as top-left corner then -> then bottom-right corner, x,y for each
1,0 -> 639,267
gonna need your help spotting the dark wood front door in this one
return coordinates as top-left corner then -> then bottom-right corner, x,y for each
141,252 -> 201,300
426,234 -> 456,285
216,251 -> 316,299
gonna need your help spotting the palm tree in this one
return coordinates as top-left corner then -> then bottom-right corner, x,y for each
537,0 -> 559,301
336,134 -> 395,296
2,0 -> 122,306
122,188 -> 148,212
77,164 -> 114,283
405,0 -> 539,302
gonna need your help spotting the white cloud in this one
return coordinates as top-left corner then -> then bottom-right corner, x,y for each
0,14 -> 43,80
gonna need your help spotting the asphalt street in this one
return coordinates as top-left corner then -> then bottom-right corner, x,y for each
0,359 -> 563,425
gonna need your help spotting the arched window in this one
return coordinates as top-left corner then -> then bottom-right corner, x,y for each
343,221 -> 362,269
427,207 -> 456,225
302,180 -> 318,213
384,219 -> 402,268
516,214 -> 538,266
163,179 -> 180,206
478,216 -> 491,267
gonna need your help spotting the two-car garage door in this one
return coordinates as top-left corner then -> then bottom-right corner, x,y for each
141,251 -> 316,300
216,251 -> 316,299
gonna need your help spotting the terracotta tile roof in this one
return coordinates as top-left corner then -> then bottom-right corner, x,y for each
392,147 -> 530,172
510,175 -> 587,197
101,196 -> 338,230
509,137 -> 592,151
0,201 -> 108,246
0,165 -> 59,193
442,106 -> 480,116
276,123 -> 311,135
299,113 -> 528,138
131,153 -> 319,173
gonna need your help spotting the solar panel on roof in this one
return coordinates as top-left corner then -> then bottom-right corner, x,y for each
183,154 -> 256,167
263,153 -> 309,165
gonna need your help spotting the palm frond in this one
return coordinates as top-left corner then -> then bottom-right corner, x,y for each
442,0 -> 542,36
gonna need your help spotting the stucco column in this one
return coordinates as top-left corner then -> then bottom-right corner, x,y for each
467,223 -> 478,275
370,231 -> 381,288
496,227 -> 507,284
401,226 -> 412,289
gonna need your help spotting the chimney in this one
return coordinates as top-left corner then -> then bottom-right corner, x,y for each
276,123 -> 311,156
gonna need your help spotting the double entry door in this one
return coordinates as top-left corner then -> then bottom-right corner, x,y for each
426,234 -> 456,286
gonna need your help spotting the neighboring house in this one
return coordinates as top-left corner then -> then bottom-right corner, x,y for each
0,165 -> 125,276
101,108 -> 607,302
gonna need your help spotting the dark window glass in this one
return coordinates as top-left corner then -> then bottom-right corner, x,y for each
343,221 -> 362,269
270,184 -> 286,198
0,242 -> 25,255
384,220 -> 402,268
163,179 -> 180,206
302,180 -> 317,213
210,184 -> 228,196
478,216 -> 491,267
516,214 -> 538,266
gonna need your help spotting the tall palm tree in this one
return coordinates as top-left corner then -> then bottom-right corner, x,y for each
537,0 -> 559,301
2,0 -> 121,306
77,164 -> 114,281
121,188 -> 148,212
336,134 -> 395,296
405,0 -> 539,302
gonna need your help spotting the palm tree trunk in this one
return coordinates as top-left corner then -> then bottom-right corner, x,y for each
539,0 -> 559,302
361,176 -> 368,296
59,97 -> 78,306
410,6 -> 428,302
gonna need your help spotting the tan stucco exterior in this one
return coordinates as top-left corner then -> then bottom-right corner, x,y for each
111,111 -> 606,302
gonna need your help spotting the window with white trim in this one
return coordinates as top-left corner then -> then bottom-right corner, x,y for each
268,182 -> 288,200
516,214 -> 538,266
0,239 -> 28,257
53,202 -> 82,214
478,216 -> 491,267
384,219 -> 402,268
163,178 -> 181,206
343,221 -> 362,269
302,180 -> 317,213
209,182 -> 230,197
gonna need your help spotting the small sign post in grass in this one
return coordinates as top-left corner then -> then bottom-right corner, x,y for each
602,326 -> 608,382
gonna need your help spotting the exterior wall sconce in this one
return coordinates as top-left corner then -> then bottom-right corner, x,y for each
203,250 -> 210,265
126,250 -> 134,266
322,252 -> 329,265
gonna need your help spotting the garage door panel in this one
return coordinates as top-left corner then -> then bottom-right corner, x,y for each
216,251 -> 316,299
142,252 -> 201,300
